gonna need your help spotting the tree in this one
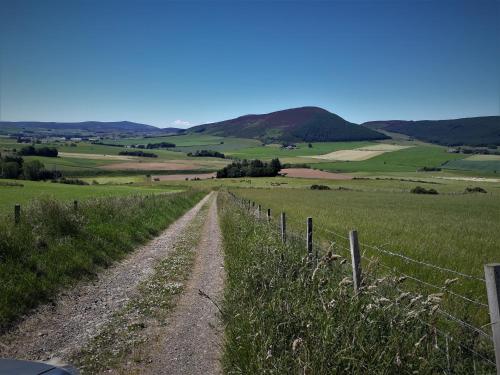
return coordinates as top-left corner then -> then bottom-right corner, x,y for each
1,162 -> 22,178
23,160 -> 45,180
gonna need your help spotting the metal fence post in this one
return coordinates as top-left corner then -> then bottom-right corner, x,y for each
267,208 -> 271,222
484,263 -> 500,374
281,212 -> 286,243
74,200 -> 78,211
349,230 -> 362,292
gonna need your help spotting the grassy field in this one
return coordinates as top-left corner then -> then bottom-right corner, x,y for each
0,179 -> 182,212
219,193 -> 495,373
314,145 -> 465,173
230,182 -> 499,332
443,158 -> 500,174
0,190 -> 205,330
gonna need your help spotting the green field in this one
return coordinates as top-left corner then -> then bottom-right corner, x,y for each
225,141 -> 373,160
229,181 -> 499,331
314,145 -> 465,173
219,194 -> 495,373
0,179 -> 182,212
443,158 -> 500,173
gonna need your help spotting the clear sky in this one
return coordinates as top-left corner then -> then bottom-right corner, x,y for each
1,0 -> 499,128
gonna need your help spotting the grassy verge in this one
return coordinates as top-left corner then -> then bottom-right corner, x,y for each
218,193 -> 495,373
74,197 -> 211,374
0,190 -> 205,331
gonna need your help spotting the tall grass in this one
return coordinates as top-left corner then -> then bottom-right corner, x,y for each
0,190 -> 205,331
218,193 -> 495,373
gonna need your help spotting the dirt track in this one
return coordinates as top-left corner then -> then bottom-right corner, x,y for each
0,193 -> 213,365
144,194 -> 224,374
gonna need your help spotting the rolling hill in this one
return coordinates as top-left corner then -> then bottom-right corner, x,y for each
188,107 -> 389,143
363,116 -> 500,146
0,121 -> 184,138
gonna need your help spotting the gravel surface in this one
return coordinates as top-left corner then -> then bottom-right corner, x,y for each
0,193 -> 211,364
144,193 -> 225,375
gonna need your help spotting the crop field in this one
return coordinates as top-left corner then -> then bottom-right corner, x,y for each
231,184 -> 499,321
466,154 -> 500,161
0,179 -> 182,212
308,144 -> 411,161
219,194 -> 496,373
225,141 -> 373,160
315,145 -> 466,173
443,158 -> 500,174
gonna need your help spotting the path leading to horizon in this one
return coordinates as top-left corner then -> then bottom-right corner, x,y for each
0,192 -> 225,375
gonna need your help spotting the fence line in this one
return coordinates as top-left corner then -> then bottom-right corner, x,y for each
227,193 -> 499,372
320,228 -> 486,283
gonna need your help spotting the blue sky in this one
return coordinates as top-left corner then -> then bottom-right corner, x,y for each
1,0 -> 499,128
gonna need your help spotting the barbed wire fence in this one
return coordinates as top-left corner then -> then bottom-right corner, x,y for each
227,192 -> 500,374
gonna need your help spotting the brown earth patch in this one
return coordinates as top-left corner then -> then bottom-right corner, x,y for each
281,168 -> 352,180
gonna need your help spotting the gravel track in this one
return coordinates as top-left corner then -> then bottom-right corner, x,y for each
144,193 -> 224,375
0,193 -> 212,363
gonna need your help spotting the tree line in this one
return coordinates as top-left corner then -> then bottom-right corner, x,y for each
216,158 -> 282,178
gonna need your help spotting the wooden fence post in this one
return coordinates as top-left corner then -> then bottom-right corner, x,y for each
74,200 -> 78,211
349,230 -> 362,291
281,212 -> 286,243
14,204 -> 20,224
484,263 -> 500,374
267,208 -> 271,222
306,217 -> 313,258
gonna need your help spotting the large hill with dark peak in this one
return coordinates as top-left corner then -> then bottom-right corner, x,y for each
188,107 -> 389,143
0,121 -> 183,137
363,116 -> 500,146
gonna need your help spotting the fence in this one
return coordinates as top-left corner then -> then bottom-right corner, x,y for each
228,192 -> 500,374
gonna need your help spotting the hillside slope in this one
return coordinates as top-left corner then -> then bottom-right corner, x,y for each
363,117 -> 500,146
189,107 -> 388,143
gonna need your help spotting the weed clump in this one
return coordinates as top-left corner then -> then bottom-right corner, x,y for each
310,184 -> 331,190
465,186 -> 487,194
410,186 -> 438,195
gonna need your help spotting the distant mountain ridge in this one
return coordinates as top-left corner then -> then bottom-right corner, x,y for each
0,121 -> 184,137
188,106 -> 388,143
363,116 -> 500,146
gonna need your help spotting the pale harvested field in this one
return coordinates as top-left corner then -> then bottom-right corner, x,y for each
59,152 -> 135,160
307,144 -> 411,161
153,172 -> 216,181
466,154 -> 500,161
100,159 -> 227,171
309,149 -> 386,161
280,168 -> 352,180
359,144 -> 411,151
436,176 -> 500,183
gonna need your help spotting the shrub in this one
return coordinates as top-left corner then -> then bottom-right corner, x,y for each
146,142 -> 176,149
19,145 -> 58,157
465,186 -> 487,194
417,166 -> 441,172
187,150 -> 225,158
118,150 -> 158,158
410,186 -> 438,195
52,177 -> 89,185
310,184 -> 331,190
